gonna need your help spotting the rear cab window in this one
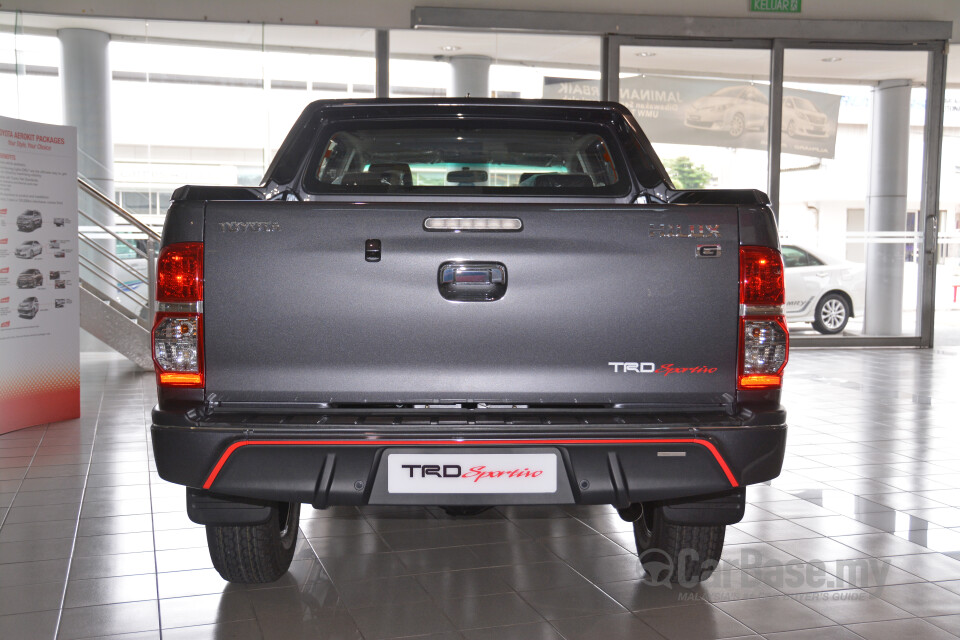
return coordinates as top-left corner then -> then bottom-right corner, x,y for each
301,121 -> 631,197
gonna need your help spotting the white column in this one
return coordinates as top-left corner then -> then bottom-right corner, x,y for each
864,79 -> 911,336
59,29 -> 115,352
59,28 -> 114,198
450,55 -> 491,98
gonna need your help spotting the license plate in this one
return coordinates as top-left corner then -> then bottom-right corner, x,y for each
387,453 -> 558,494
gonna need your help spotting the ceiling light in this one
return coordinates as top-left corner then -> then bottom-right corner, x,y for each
441,45 -> 461,52
821,56 -> 842,63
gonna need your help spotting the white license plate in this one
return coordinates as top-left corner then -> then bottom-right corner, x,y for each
387,453 -> 558,494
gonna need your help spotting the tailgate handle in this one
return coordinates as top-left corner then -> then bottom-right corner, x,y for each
438,262 -> 507,302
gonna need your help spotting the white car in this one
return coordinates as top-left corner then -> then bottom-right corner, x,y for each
782,244 -> 865,334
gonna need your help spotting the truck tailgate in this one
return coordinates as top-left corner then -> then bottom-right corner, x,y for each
202,202 -> 740,406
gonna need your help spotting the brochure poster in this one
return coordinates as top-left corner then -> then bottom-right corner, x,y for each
0,115 -> 79,433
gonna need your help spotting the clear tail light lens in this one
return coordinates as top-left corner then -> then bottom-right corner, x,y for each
739,317 -> 788,389
153,242 -> 204,389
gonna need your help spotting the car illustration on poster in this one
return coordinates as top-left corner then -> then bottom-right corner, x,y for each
683,85 -> 768,138
16,209 -> 42,232
15,240 -> 43,258
783,244 -> 865,334
16,268 -> 43,288
783,96 -> 830,139
18,296 -> 39,319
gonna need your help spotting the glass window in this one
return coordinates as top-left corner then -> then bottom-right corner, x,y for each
617,45 -> 771,192
389,30 -> 601,99
304,122 -> 627,196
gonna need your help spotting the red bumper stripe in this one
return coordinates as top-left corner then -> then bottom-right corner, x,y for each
202,437 -> 739,490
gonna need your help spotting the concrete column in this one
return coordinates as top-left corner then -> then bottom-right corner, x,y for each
59,29 -> 114,198
864,79 -> 911,336
450,55 -> 491,98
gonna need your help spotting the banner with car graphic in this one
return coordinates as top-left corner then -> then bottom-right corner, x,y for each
543,76 -> 841,158
0,115 -> 79,433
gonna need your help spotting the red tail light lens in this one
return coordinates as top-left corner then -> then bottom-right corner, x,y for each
157,242 -> 203,303
738,246 -> 788,390
153,242 -> 204,389
739,246 -> 784,306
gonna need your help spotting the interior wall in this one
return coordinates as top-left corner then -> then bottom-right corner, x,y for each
3,0 -> 958,41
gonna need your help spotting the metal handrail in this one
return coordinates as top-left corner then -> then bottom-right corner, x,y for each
79,253 -> 150,312
78,232 -> 151,300
75,177 -> 159,319
77,177 -> 161,241
77,210 -> 151,261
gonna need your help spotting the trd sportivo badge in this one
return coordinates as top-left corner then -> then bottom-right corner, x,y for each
218,221 -> 281,233
608,362 -> 718,375
649,224 -> 721,239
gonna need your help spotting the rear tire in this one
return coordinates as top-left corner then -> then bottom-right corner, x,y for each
633,503 -> 725,585
812,293 -> 850,334
206,501 -> 300,583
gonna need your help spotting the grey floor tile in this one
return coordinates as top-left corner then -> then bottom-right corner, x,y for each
0,610 -> 59,640
518,584 -> 627,620
763,626 -> 866,639
636,602 -> 752,640
714,595 -> 835,634
350,600 -> 457,639
549,613 -> 664,640
68,551 -> 156,580
462,621 -> 561,640
790,588 -> 911,624
0,558 -> 70,588
865,580 -> 960,617
417,567 -> 514,599
338,575 -> 432,608
159,592 -> 255,630
161,619 -> 264,640
57,600 -> 160,640
440,592 -> 544,630
64,573 -> 158,609
880,553 -> 960,581
846,617 -> 957,640
0,581 -> 64,616
926,614 -> 960,636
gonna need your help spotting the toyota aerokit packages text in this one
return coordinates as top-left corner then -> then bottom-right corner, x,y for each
151,99 -> 788,585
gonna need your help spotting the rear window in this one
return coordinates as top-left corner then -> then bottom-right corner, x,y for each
302,122 -> 630,196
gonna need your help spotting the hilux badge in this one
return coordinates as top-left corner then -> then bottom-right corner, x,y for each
649,224 -> 720,239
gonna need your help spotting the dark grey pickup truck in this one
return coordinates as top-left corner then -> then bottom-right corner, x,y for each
151,98 -> 788,585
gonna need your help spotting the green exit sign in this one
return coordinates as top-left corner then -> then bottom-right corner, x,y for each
751,0 -> 801,12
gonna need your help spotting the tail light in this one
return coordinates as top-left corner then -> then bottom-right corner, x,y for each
738,246 -> 788,390
153,242 -> 204,388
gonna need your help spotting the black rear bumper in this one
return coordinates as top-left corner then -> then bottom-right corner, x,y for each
152,406 -> 786,509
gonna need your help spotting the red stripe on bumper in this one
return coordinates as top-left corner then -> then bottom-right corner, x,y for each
202,437 -> 739,490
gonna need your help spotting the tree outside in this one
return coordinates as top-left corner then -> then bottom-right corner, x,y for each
664,156 -> 715,189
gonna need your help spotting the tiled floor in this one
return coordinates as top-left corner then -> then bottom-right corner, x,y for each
2,349 -> 960,639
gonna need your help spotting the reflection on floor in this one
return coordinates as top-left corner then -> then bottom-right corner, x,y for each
1,350 -> 960,639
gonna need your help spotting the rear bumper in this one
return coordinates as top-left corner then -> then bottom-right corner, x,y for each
152,407 -> 786,508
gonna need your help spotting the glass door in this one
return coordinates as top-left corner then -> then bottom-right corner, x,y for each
779,48 -> 930,339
